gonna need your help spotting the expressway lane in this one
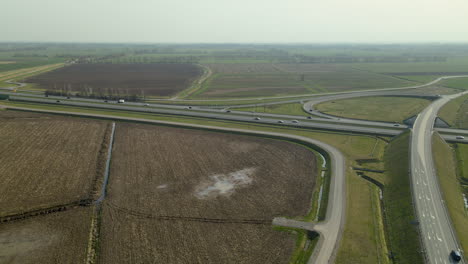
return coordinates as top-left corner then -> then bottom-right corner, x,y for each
1,104 -> 346,264
411,92 -> 468,264
6,95 -> 404,136
4,94 -> 468,143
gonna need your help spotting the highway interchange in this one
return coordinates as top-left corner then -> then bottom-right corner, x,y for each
1,75 -> 468,263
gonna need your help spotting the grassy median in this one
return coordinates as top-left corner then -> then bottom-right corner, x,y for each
383,131 -> 424,264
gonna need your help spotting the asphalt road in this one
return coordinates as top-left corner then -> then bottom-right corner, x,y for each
6,95 -> 405,136
2,104 -> 347,264
411,92 -> 468,264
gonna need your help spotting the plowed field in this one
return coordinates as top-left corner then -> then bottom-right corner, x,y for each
99,123 -> 317,263
26,63 -> 202,97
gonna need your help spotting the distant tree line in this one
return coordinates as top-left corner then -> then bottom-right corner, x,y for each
45,85 -> 143,102
292,55 -> 447,63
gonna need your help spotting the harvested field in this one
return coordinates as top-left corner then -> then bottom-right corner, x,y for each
0,110 -> 110,216
100,123 -> 317,263
0,207 -> 92,264
26,63 -> 202,97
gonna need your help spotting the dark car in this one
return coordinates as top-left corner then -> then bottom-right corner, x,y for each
56,100 -> 60,103
451,250 -> 462,262
307,116 -> 312,119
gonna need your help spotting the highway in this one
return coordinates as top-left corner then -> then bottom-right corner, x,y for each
2,74 -> 468,263
4,94 -> 468,143
1,104 -> 347,264
5,95 -> 405,136
411,92 -> 468,264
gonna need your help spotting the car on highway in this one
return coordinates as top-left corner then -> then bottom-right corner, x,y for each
144,103 -> 149,106
56,100 -> 60,103
307,116 -> 312,119
118,99 -> 125,103
254,117 -> 261,120
277,120 -> 284,124
450,250 -> 462,262
292,120 -> 299,123
393,124 -> 400,127
225,110 -> 231,113
456,135 -> 465,139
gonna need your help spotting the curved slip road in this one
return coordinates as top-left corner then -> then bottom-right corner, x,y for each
411,91 -> 468,264
1,104 -> 347,264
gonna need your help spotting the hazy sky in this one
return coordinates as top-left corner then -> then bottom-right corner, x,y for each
2,0 -> 468,43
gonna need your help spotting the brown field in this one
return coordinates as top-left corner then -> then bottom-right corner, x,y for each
99,123 -> 317,263
26,63 -> 202,97
0,207 -> 92,263
0,110 -> 109,216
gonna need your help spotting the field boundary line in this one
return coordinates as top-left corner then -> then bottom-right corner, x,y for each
0,200 -> 92,224
106,202 -> 271,225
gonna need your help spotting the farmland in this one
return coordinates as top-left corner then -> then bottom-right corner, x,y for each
0,110 -> 110,216
192,63 -> 416,99
26,63 -> 202,98
99,123 -> 317,263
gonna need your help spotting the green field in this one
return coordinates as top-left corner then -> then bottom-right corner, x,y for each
315,96 -> 431,122
441,77 -> 468,90
382,132 -> 423,263
438,94 -> 468,129
433,134 -> 468,254
234,103 -> 309,116
191,64 -> 415,99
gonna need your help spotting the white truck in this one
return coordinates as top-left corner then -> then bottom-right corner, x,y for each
118,99 -> 125,103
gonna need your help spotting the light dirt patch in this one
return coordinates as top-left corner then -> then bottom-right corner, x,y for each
0,207 -> 92,263
0,61 -> 16,64
195,167 -> 256,198
227,140 -> 260,153
0,225 -> 56,259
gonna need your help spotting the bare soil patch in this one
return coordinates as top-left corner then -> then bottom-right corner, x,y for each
26,63 -> 202,97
